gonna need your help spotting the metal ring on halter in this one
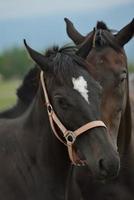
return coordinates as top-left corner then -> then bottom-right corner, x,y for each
65,131 -> 76,144
47,104 -> 53,115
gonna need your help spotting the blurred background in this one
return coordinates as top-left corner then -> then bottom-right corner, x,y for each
0,0 -> 133,110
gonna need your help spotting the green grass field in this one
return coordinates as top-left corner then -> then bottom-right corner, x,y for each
0,79 -> 21,111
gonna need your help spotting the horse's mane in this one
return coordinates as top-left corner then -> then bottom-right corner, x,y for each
43,45 -> 90,84
17,66 -> 40,104
44,45 -> 77,57
96,21 -> 109,30
94,21 -> 121,52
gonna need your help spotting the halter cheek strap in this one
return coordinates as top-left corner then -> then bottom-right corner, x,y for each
40,71 -> 106,165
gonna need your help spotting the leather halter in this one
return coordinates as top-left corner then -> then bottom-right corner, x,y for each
92,28 -> 97,48
92,28 -> 102,48
40,71 -> 106,165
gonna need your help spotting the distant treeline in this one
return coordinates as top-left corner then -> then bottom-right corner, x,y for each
0,47 -> 33,79
0,47 -> 134,79
129,63 -> 134,73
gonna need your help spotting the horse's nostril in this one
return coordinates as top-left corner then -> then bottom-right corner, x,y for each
99,159 -> 108,177
98,157 -> 120,179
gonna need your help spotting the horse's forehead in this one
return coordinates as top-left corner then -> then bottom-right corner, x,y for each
88,47 -> 126,71
72,76 -> 89,104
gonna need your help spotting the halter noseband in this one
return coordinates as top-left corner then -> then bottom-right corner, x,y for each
40,71 -> 106,165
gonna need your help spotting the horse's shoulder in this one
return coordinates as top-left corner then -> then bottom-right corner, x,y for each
0,119 -> 21,156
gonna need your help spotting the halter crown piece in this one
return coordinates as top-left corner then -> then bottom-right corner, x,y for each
40,71 -> 106,166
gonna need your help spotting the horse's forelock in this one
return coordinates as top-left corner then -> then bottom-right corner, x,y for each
17,67 -> 40,103
44,45 -> 77,58
96,21 -> 109,30
94,28 -> 122,52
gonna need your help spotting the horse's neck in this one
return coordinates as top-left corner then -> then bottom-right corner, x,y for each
117,91 -> 132,156
21,85 -> 70,196
0,99 -> 28,119
118,89 -> 134,189
117,78 -> 134,185
129,93 -> 134,153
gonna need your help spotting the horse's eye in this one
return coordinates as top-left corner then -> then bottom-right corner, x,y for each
59,98 -> 69,109
120,72 -> 127,83
55,96 -> 70,110
116,107 -> 122,113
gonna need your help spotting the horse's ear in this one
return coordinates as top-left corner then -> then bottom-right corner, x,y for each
24,39 -> 50,71
76,29 -> 94,59
115,18 -> 134,47
64,18 -> 85,45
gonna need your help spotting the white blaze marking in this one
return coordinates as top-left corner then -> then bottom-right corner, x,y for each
72,76 -> 89,103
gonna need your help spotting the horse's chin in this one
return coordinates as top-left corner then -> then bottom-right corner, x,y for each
74,154 -> 116,183
75,153 -> 108,181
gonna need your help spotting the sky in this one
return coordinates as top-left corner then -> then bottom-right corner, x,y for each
0,0 -> 133,61
0,0 -> 133,20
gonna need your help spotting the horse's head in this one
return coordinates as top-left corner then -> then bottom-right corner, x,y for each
24,41 -> 120,180
65,18 -> 134,153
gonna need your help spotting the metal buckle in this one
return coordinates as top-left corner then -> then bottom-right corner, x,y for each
47,104 -> 53,115
65,131 -> 76,144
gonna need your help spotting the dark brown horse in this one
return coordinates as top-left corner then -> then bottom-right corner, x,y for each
65,18 -> 134,199
0,41 -> 120,200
